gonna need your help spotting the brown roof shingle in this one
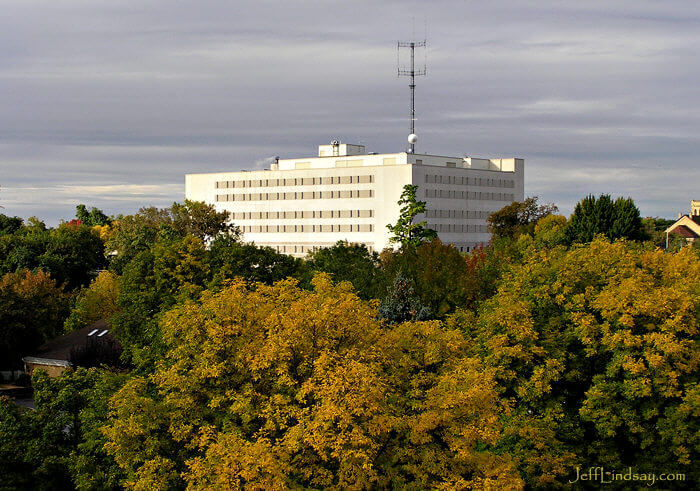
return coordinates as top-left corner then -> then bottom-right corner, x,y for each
669,225 -> 699,239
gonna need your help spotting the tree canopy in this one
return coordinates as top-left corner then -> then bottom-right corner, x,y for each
106,200 -> 238,274
386,184 -> 437,248
449,237 -> 700,485
0,368 -> 128,490
487,196 -> 558,239
75,204 -> 112,227
102,276 -> 522,489
208,235 -> 306,288
566,194 -> 645,244
0,214 -> 23,236
0,221 -> 106,290
0,269 -> 69,370
64,270 -> 121,333
306,240 -> 385,300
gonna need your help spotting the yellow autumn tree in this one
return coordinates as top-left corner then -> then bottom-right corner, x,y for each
64,270 -> 120,332
92,223 -> 112,243
449,236 -> 700,486
102,275 -> 523,489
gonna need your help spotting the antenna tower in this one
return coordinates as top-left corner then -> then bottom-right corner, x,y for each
397,36 -> 426,154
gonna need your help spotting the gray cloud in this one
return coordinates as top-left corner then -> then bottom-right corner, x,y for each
0,0 -> 698,224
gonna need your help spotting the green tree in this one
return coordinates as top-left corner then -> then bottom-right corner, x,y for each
566,194 -> 645,244
0,395 -> 35,489
108,249 -> 162,368
529,214 -> 568,249
208,234 -> 306,288
0,269 -> 70,371
487,196 -> 558,240
64,270 -> 121,333
105,213 -> 162,274
110,235 -> 209,367
0,220 -> 106,291
569,194 -> 613,243
111,230 -> 312,368
306,240 -> 386,299
381,239 -> 471,317
0,368 -> 128,490
25,216 -> 47,232
642,216 -> 675,247
0,214 -> 23,235
386,184 -> 437,248
76,204 -> 112,226
610,196 -> 645,241
38,222 -> 106,290
58,368 -> 129,490
170,200 -> 238,240
0,227 -> 47,276
152,234 -> 209,301
107,201 -> 238,274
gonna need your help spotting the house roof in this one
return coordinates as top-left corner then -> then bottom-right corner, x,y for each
23,319 -> 118,364
665,214 -> 700,235
669,225 -> 699,239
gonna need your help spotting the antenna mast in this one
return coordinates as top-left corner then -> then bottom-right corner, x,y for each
398,37 -> 426,153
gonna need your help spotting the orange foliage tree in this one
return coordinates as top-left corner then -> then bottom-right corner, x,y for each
102,275 -> 523,489
0,269 -> 69,370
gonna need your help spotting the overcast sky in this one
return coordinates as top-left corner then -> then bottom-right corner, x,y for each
1,0 -> 698,224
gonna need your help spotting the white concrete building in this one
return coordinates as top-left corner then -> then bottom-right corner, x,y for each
185,142 -> 524,256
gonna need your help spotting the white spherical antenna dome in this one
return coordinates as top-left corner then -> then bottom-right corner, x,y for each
408,133 -> 418,144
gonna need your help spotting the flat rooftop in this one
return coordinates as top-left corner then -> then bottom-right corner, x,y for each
185,142 -> 523,176
270,142 -> 521,172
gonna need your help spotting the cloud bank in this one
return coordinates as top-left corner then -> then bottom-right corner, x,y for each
1,0 -> 698,224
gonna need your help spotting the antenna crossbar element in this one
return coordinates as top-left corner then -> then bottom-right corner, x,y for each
397,39 -> 427,153
397,68 -> 426,76
398,41 -> 426,48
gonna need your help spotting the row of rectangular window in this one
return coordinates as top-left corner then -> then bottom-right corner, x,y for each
242,224 -> 374,233
453,244 -> 481,253
230,210 -> 374,220
216,190 -> 374,202
216,175 -> 374,189
270,241 -> 476,255
269,243 -> 375,254
425,175 -> 515,188
424,209 -> 492,219
425,189 -> 514,201
427,223 -> 488,233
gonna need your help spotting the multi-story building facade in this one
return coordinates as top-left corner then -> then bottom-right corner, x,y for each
185,142 -> 524,256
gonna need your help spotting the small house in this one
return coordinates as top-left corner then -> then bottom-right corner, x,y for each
22,319 -> 121,377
